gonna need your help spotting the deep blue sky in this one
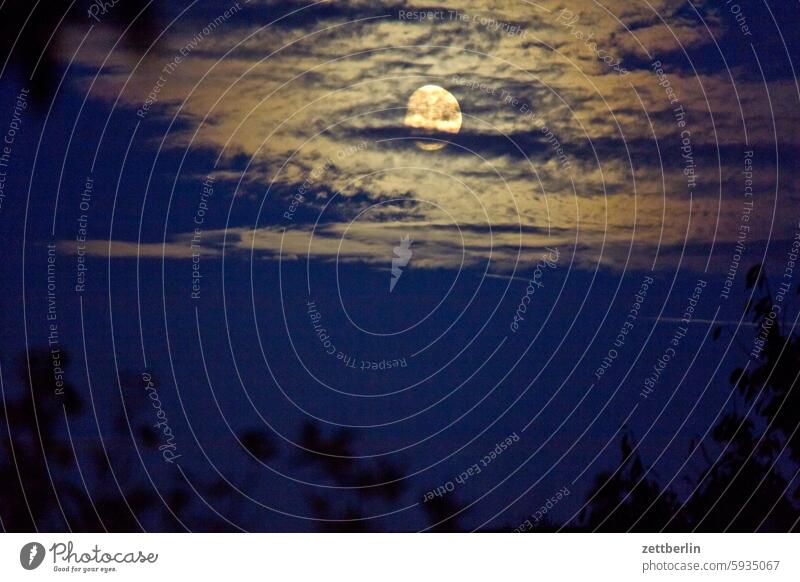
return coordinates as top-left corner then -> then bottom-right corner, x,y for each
1,0 -> 798,531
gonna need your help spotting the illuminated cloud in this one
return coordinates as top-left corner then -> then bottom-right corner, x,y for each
59,0 -> 798,272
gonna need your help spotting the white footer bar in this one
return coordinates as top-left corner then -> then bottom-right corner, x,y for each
1,533 -> 797,581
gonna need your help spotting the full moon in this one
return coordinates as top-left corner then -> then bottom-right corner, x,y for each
403,85 -> 462,151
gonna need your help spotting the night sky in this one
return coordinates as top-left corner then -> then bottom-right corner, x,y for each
1,0 -> 799,532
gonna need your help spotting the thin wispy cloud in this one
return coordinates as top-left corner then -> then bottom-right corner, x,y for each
58,0 -> 798,272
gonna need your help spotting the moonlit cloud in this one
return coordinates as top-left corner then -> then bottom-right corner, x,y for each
59,0 -> 798,272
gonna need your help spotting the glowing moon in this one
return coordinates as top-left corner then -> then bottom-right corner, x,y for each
403,85 -> 462,151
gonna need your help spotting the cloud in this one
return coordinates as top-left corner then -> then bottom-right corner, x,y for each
60,239 -> 221,260
58,0 -> 798,272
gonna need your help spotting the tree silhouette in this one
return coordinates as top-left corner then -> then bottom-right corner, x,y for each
0,349 -> 221,531
563,264 -> 800,532
7,263 -> 799,531
578,432 -> 684,532
0,1 -> 158,107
